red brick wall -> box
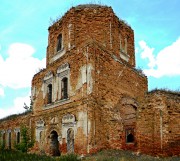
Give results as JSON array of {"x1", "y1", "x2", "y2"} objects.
[
  {"x1": 137, "y1": 91, "x2": 180, "y2": 156},
  {"x1": 0, "y1": 4, "x2": 179, "y2": 158}
]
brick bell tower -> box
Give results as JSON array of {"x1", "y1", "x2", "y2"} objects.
[{"x1": 31, "y1": 4, "x2": 147, "y2": 155}]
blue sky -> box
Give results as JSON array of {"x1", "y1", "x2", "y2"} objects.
[{"x1": 0, "y1": 0, "x2": 180, "y2": 118}]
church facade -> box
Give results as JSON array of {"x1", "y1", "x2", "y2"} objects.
[{"x1": 0, "y1": 4, "x2": 179, "y2": 157}]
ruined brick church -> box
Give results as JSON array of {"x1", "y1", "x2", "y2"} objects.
[{"x1": 0, "y1": 4, "x2": 179, "y2": 157}]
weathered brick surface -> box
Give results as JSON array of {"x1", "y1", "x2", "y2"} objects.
[
  {"x1": 0, "y1": 4, "x2": 179, "y2": 157},
  {"x1": 0, "y1": 114, "x2": 32, "y2": 149},
  {"x1": 137, "y1": 91, "x2": 180, "y2": 156}
]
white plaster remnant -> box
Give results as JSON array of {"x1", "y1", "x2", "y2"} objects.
[
  {"x1": 76, "y1": 64, "x2": 93, "y2": 94},
  {"x1": 57, "y1": 63, "x2": 70, "y2": 99},
  {"x1": 119, "y1": 34, "x2": 130, "y2": 62},
  {"x1": 77, "y1": 111, "x2": 91, "y2": 136},
  {"x1": 42, "y1": 83, "x2": 46, "y2": 99},
  {"x1": 81, "y1": 66, "x2": 87, "y2": 84},
  {"x1": 125, "y1": 37, "x2": 127, "y2": 54},
  {"x1": 87, "y1": 65, "x2": 93, "y2": 94},
  {"x1": 44, "y1": 71, "x2": 53, "y2": 81},
  {"x1": 1, "y1": 130, "x2": 5, "y2": 134},
  {"x1": 119, "y1": 34, "x2": 122, "y2": 50},
  {"x1": 62, "y1": 114, "x2": 75, "y2": 124},
  {"x1": 50, "y1": 116, "x2": 59, "y2": 124},
  {"x1": 36, "y1": 130, "x2": 44, "y2": 142},
  {"x1": 61, "y1": 114, "x2": 77, "y2": 143},
  {"x1": 50, "y1": 49, "x2": 66, "y2": 64},
  {"x1": 120, "y1": 52, "x2": 130, "y2": 62},
  {"x1": 57, "y1": 63, "x2": 69, "y2": 74},
  {"x1": 31, "y1": 86, "x2": 36, "y2": 98},
  {"x1": 36, "y1": 119, "x2": 45, "y2": 142},
  {"x1": 53, "y1": 77, "x2": 58, "y2": 102},
  {"x1": 68, "y1": 23, "x2": 72, "y2": 50},
  {"x1": 14, "y1": 128, "x2": 20, "y2": 133}
]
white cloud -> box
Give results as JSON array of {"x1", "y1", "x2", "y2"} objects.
[
  {"x1": 139, "y1": 41, "x2": 156, "y2": 68},
  {"x1": 0, "y1": 43, "x2": 46, "y2": 89},
  {"x1": 0, "y1": 94, "x2": 30, "y2": 119},
  {"x1": 139, "y1": 38, "x2": 180, "y2": 78}
]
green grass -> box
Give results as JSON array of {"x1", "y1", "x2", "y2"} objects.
[
  {"x1": 0, "y1": 150, "x2": 55, "y2": 161},
  {"x1": 83, "y1": 150, "x2": 180, "y2": 161},
  {"x1": 0, "y1": 150, "x2": 80, "y2": 161},
  {"x1": 1, "y1": 150, "x2": 179, "y2": 161}
]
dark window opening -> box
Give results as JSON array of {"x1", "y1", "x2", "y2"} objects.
[
  {"x1": 126, "y1": 129, "x2": 134, "y2": 143},
  {"x1": 8, "y1": 132, "x2": 11, "y2": 149},
  {"x1": 47, "y1": 84, "x2": 52, "y2": 104},
  {"x1": 2, "y1": 133, "x2": 5, "y2": 147},
  {"x1": 127, "y1": 133, "x2": 134, "y2": 143},
  {"x1": 57, "y1": 34, "x2": 62, "y2": 51},
  {"x1": 17, "y1": 132, "x2": 20, "y2": 144},
  {"x1": 61, "y1": 77, "x2": 68, "y2": 99}
]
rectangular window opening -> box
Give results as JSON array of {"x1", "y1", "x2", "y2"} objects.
[{"x1": 57, "y1": 34, "x2": 62, "y2": 52}]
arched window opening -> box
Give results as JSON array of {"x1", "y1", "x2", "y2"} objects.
[
  {"x1": 17, "y1": 132, "x2": 20, "y2": 144},
  {"x1": 127, "y1": 133, "x2": 134, "y2": 143},
  {"x1": 126, "y1": 129, "x2": 134, "y2": 143},
  {"x1": 47, "y1": 84, "x2": 52, "y2": 104},
  {"x1": 8, "y1": 132, "x2": 11, "y2": 149},
  {"x1": 61, "y1": 77, "x2": 68, "y2": 99},
  {"x1": 2, "y1": 133, "x2": 6, "y2": 147},
  {"x1": 57, "y1": 34, "x2": 62, "y2": 51},
  {"x1": 40, "y1": 131, "x2": 43, "y2": 143},
  {"x1": 67, "y1": 128, "x2": 74, "y2": 153}
]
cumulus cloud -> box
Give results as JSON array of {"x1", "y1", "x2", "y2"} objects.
[
  {"x1": 138, "y1": 38, "x2": 180, "y2": 78},
  {"x1": 0, "y1": 43, "x2": 46, "y2": 89},
  {"x1": 0, "y1": 94, "x2": 30, "y2": 119},
  {"x1": 139, "y1": 41, "x2": 156, "y2": 69}
]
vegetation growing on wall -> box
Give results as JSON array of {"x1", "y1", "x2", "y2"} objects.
[
  {"x1": 0, "y1": 133, "x2": 5, "y2": 150},
  {"x1": 14, "y1": 125, "x2": 34, "y2": 153},
  {"x1": 149, "y1": 88, "x2": 180, "y2": 95}
]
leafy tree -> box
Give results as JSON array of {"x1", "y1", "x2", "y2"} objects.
[{"x1": 15, "y1": 125, "x2": 34, "y2": 153}]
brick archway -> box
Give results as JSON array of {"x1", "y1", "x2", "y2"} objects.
[
  {"x1": 49, "y1": 130, "x2": 60, "y2": 156},
  {"x1": 120, "y1": 97, "x2": 137, "y2": 150}
]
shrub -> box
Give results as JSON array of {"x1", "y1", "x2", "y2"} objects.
[{"x1": 14, "y1": 125, "x2": 34, "y2": 153}]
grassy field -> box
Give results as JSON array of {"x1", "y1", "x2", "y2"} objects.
[
  {"x1": 0, "y1": 150, "x2": 179, "y2": 161},
  {"x1": 83, "y1": 150, "x2": 180, "y2": 161},
  {"x1": 0, "y1": 150, "x2": 79, "y2": 161}
]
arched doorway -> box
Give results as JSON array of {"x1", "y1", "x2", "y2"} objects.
[
  {"x1": 67, "y1": 128, "x2": 74, "y2": 153},
  {"x1": 119, "y1": 97, "x2": 137, "y2": 149},
  {"x1": 50, "y1": 131, "x2": 60, "y2": 156}
]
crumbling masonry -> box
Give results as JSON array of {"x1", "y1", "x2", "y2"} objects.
[{"x1": 0, "y1": 4, "x2": 179, "y2": 157}]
